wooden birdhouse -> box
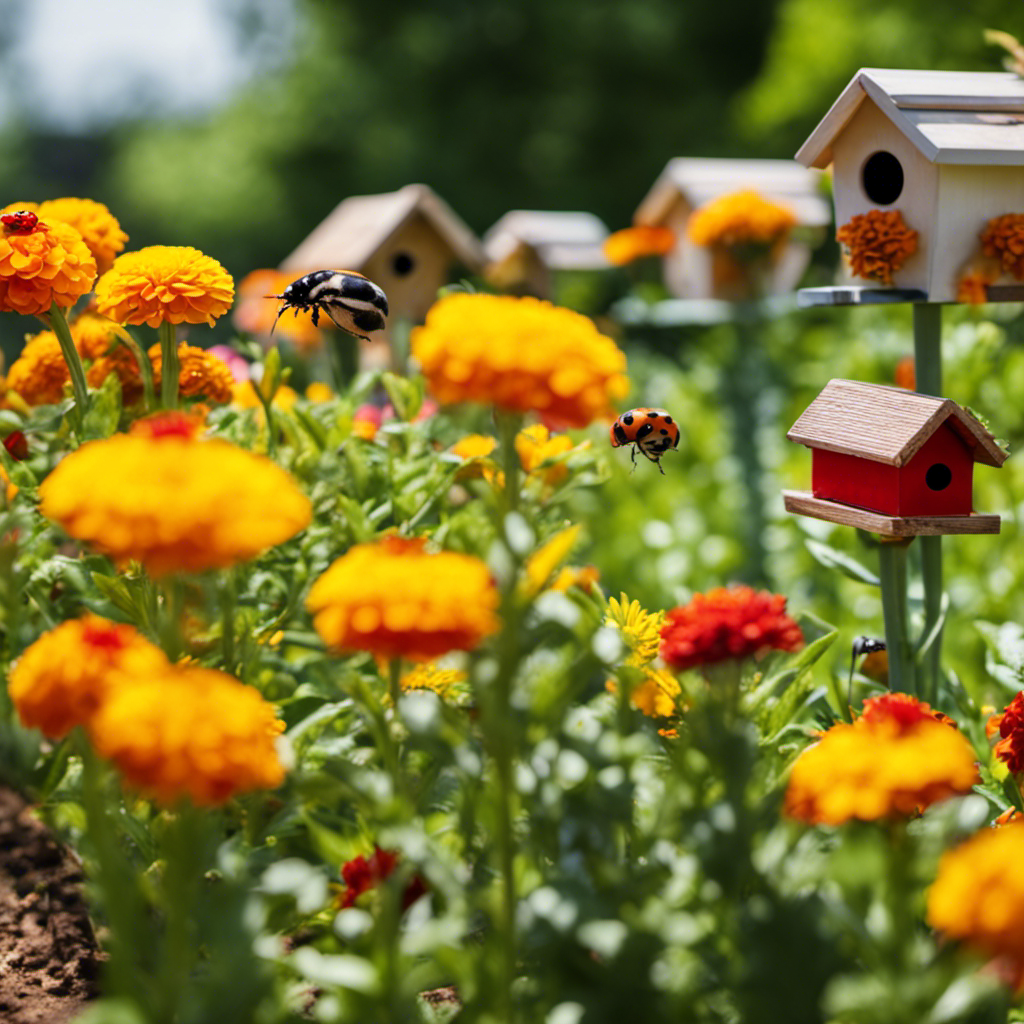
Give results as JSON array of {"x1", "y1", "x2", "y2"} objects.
[
  {"x1": 632, "y1": 158, "x2": 830, "y2": 299},
  {"x1": 280, "y1": 184, "x2": 486, "y2": 349},
  {"x1": 483, "y1": 211, "x2": 609, "y2": 298},
  {"x1": 783, "y1": 379, "x2": 1008, "y2": 536},
  {"x1": 797, "y1": 68, "x2": 1024, "y2": 301}
]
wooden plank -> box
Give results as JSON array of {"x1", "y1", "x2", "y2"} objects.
[
  {"x1": 795, "y1": 74, "x2": 868, "y2": 169},
  {"x1": 782, "y1": 490, "x2": 1001, "y2": 535},
  {"x1": 797, "y1": 286, "x2": 928, "y2": 307},
  {"x1": 859, "y1": 76, "x2": 940, "y2": 161},
  {"x1": 864, "y1": 69, "x2": 1024, "y2": 109}
]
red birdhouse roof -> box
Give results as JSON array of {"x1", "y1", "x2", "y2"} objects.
[{"x1": 787, "y1": 379, "x2": 1007, "y2": 468}]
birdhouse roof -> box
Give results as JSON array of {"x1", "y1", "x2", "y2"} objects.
[
  {"x1": 797, "y1": 68, "x2": 1024, "y2": 169},
  {"x1": 484, "y1": 211, "x2": 610, "y2": 269},
  {"x1": 280, "y1": 183, "x2": 485, "y2": 273},
  {"x1": 633, "y1": 157, "x2": 831, "y2": 228},
  {"x1": 787, "y1": 379, "x2": 1007, "y2": 468}
]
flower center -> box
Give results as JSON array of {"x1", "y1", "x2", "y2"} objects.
[
  {"x1": 129, "y1": 412, "x2": 202, "y2": 441},
  {"x1": 81, "y1": 622, "x2": 129, "y2": 653}
]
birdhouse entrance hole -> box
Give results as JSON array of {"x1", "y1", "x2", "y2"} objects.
[
  {"x1": 391, "y1": 252, "x2": 416, "y2": 276},
  {"x1": 861, "y1": 151, "x2": 904, "y2": 205},
  {"x1": 925, "y1": 462, "x2": 952, "y2": 491}
]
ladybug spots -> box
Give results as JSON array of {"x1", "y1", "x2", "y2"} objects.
[{"x1": 622, "y1": 413, "x2": 634, "y2": 425}]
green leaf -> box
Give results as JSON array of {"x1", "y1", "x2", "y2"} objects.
[
  {"x1": 80, "y1": 372, "x2": 122, "y2": 440},
  {"x1": 804, "y1": 538, "x2": 880, "y2": 586}
]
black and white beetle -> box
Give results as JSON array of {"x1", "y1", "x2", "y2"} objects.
[{"x1": 270, "y1": 270, "x2": 389, "y2": 340}]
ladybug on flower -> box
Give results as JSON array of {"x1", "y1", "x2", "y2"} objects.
[{"x1": 610, "y1": 407, "x2": 680, "y2": 473}]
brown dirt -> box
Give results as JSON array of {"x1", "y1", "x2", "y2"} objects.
[{"x1": 0, "y1": 784, "x2": 99, "y2": 1023}]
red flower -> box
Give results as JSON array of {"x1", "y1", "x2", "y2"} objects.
[
  {"x1": 995, "y1": 692, "x2": 1024, "y2": 775},
  {"x1": 860, "y1": 692, "x2": 951, "y2": 731},
  {"x1": 339, "y1": 846, "x2": 426, "y2": 910},
  {"x1": 3, "y1": 431, "x2": 27, "y2": 461},
  {"x1": 660, "y1": 585, "x2": 803, "y2": 671}
]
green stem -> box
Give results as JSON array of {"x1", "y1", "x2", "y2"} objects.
[
  {"x1": 159, "y1": 577, "x2": 185, "y2": 662},
  {"x1": 159, "y1": 321, "x2": 179, "y2": 409},
  {"x1": 121, "y1": 329, "x2": 156, "y2": 412},
  {"x1": 221, "y1": 569, "x2": 236, "y2": 673},
  {"x1": 495, "y1": 410, "x2": 524, "y2": 517},
  {"x1": 913, "y1": 303, "x2": 944, "y2": 702},
  {"x1": 878, "y1": 540, "x2": 916, "y2": 694},
  {"x1": 46, "y1": 304, "x2": 89, "y2": 429},
  {"x1": 388, "y1": 657, "x2": 403, "y2": 712},
  {"x1": 329, "y1": 332, "x2": 359, "y2": 393}
]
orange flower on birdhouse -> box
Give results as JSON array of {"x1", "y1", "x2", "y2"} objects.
[
  {"x1": 981, "y1": 214, "x2": 1024, "y2": 280},
  {"x1": 836, "y1": 209, "x2": 918, "y2": 286},
  {"x1": 602, "y1": 226, "x2": 676, "y2": 266}
]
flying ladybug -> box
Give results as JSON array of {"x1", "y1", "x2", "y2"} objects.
[
  {"x1": 270, "y1": 270, "x2": 389, "y2": 341},
  {"x1": 610, "y1": 407, "x2": 680, "y2": 473}
]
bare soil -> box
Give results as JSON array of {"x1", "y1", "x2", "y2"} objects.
[{"x1": 0, "y1": 784, "x2": 99, "y2": 1023}]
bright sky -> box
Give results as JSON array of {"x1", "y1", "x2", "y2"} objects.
[{"x1": 6, "y1": 0, "x2": 291, "y2": 129}]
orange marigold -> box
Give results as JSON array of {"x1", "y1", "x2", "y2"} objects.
[
  {"x1": 928, "y1": 822, "x2": 1024, "y2": 989},
  {"x1": 36, "y1": 198, "x2": 128, "y2": 275},
  {"x1": 307, "y1": 535, "x2": 500, "y2": 662},
  {"x1": 0, "y1": 216, "x2": 97, "y2": 316},
  {"x1": 687, "y1": 191, "x2": 797, "y2": 250},
  {"x1": 992, "y1": 692, "x2": 1024, "y2": 775},
  {"x1": 836, "y1": 209, "x2": 918, "y2": 286},
  {"x1": 894, "y1": 355, "x2": 916, "y2": 391},
  {"x1": 148, "y1": 341, "x2": 234, "y2": 404},
  {"x1": 8, "y1": 615, "x2": 169, "y2": 739},
  {"x1": 39, "y1": 412, "x2": 312, "y2": 575},
  {"x1": 956, "y1": 256, "x2": 1001, "y2": 304},
  {"x1": 234, "y1": 269, "x2": 323, "y2": 351},
  {"x1": 94, "y1": 245, "x2": 234, "y2": 327},
  {"x1": 607, "y1": 666, "x2": 682, "y2": 719},
  {"x1": 981, "y1": 214, "x2": 1024, "y2": 280},
  {"x1": 7, "y1": 332, "x2": 73, "y2": 406},
  {"x1": 784, "y1": 693, "x2": 978, "y2": 825},
  {"x1": 603, "y1": 226, "x2": 676, "y2": 266},
  {"x1": 660, "y1": 586, "x2": 803, "y2": 671},
  {"x1": 71, "y1": 310, "x2": 131, "y2": 361},
  {"x1": 88, "y1": 665, "x2": 285, "y2": 806},
  {"x1": 410, "y1": 294, "x2": 629, "y2": 428}
]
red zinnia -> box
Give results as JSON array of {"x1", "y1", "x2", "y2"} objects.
[
  {"x1": 660, "y1": 585, "x2": 803, "y2": 671},
  {"x1": 339, "y1": 846, "x2": 427, "y2": 911},
  {"x1": 994, "y1": 692, "x2": 1024, "y2": 775}
]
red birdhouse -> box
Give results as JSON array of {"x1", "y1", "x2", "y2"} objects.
[{"x1": 783, "y1": 379, "x2": 1008, "y2": 536}]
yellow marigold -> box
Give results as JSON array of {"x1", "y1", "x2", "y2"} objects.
[
  {"x1": 410, "y1": 294, "x2": 629, "y2": 428},
  {"x1": 94, "y1": 245, "x2": 234, "y2": 328},
  {"x1": 516, "y1": 423, "x2": 573, "y2": 486},
  {"x1": 603, "y1": 226, "x2": 676, "y2": 266},
  {"x1": 0, "y1": 214, "x2": 97, "y2": 316},
  {"x1": 7, "y1": 332, "x2": 73, "y2": 406},
  {"x1": 550, "y1": 565, "x2": 600, "y2": 593},
  {"x1": 451, "y1": 434, "x2": 499, "y2": 482},
  {"x1": 784, "y1": 693, "x2": 978, "y2": 825},
  {"x1": 928, "y1": 823, "x2": 1024, "y2": 988},
  {"x1": 88, "y1": 665, "x2": 285, "y2": 806},
  {"x1": 351, "y1": 418, "x2": 378, "y2": 441},
  {"x1": 306, "y1": 382, "x2": 334, "y2": 403},
  {"x1": 605, "y1": 593, "x2": 665, "y2": 667},
  {"x1": 687, "y1": 191, "x2": 797, "y2": 251},
  {"x1": 981, "y1": 214, "x2": 1024, "y2": 280},
  {"x1": 36, "y1": 198, "x2": 128, "y2": 275},
  {"x1": 400, "y1": 662, "x2": 468, "y2": 702},
  {"x1": 39, "y1": 412, "x2": 312, "y2": 575},
  {"x1": 607, "y1": 666, "x2": 682, "y2": 719},
  {"x1": 452, "y1": 434, "x2": 498, "y2": 460},
  {"x1": 71, "y1": 310, "x2": 132, "y2": 361},
  {"x1": 307, "y1": 535, "x2": 500, "y2": 662},
  {"x1": 8, "y1": 615, "x2": 169, "y2": 739},
  {"x1": 836, "y1": 209, "x2": 918, "y2": 286},
  {"x1": 234, "y1": 269, "x2": 323, "y2": 351},
  {"x1": 521, "y1": 524, "x2": 582, "y2": 599},
  {"x1": 148, "y1": 341, "x2": 234, "y2": 404}
]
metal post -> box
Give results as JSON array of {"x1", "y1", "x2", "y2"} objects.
[{"x1": 878, "y1": 539, "x2": 915, "y2": 694}]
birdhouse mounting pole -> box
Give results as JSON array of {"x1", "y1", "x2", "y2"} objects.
[
  {"x1": 913, "y1": 303, "x2": 944, "y2": 702},
  {"x1": 878, "y1": 538, "x2": 916, "y2": 693}
]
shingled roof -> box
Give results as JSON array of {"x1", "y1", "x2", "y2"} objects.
[
  {"x1": 797, "y1": 68, "x2": 1024, "y2": 168},
  {"x1": 787, "y1": 379, "x2": 1007, "y2": 467}
]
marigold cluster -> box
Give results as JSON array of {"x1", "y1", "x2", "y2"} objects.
[
  {"x1": 94, "y1": 245, "x2": 234, "y2": 327},
  {"x1": 39, "y1": 412, "x2": 312, "y2": 575},
  {"x1": 338, "y1": 846, "x2": 427, "y2": 910},
  {"x1": 0, "y1": 216, "x2": 97, "y2": 316},
  {"x1": 981, "y1": 214, "x2": 1024, "y2": 280},
  {"x1": 400, "y1": 662, "x2": 468, "y2": 702},
  {"x1": 990, "y1": 692, "x2": 1024, "y2": 775},
  {"x1": 88, "y1": 665, "x2": 285, "y2": 806},
  {"x1": 784, "y1": 694, "x2": 978, "y2": 825},
  {"x1": 603, "y1": 226, "x2": 676, "y2": 266},
  {"x1": 836, "y1": 209, "x2": 918, "y2": 286},
  {"x1": 928, "y1": 822, "x2": 1024, "y2": 988},
  {"x1": 660, "y1": 586, "x2": 803, "y2": 672},
  {"x1": 307, "y1": 535, "x2": 499, "y2": 662},
  {"x1": 36, "y1": 198, "x2": 128, "y2": 275},
  {"x1": 410, "y1": 293, "x2": 629, "y2": 428},
  {"x1": 234, "y1": 269, "x2": 323, "y2": 351},
  {"x1": 7, "y1": 615, "x2": 168, "y2": 739},
  {"x1": 687, "y1": 191, "x2": 797, "y2": 251}
]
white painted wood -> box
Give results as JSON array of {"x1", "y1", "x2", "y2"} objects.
[
  {"x1": 796, "y1": 75, "x2": 868, "y2": 168},
  {"x1": 831, "y1": 102, "x2": 936, "y2": 293},
  {"x1": 783, "y1": 490, "x2": 1001, "y2": 535},
  {"x1": 859, "y1": 76, "x2": 940, "y2": 160},
  {"x1": 929, "y1": 163, "x2": 1024, "y2": 301},
  {"x1": 863, "y1": 68, "x2": 1024, "y2": 109}
]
